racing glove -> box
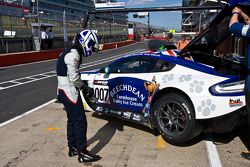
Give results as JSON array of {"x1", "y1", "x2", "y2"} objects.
[{"x1": 79, "y1": 84, "x2": 97, "y2": 102}]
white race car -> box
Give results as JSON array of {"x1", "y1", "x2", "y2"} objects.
[{"x1": 80, "y1": 4, "x2": 248, "y2": 144}]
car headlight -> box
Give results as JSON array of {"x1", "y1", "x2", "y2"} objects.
[{"x1": 209, "y1": 80, "x2": 245, "y2": 96}]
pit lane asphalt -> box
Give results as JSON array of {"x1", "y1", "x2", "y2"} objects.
[
  {"x1": 0, "y1": 101, "x2": 249, "y2": 167},
  {"x1": 0, "y1": 40, "x2": 249, "y2": 167}
]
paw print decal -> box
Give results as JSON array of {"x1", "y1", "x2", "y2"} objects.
[
  {"x1": 197, "y1": 99, "x2": 216, "y2": 116},
  {"x1": 189, "y1": 80, "x2": 204, "y2": 93},
  {"x1": 179, "y1": 74, "x2": 192, "y2": 82},
  {"x1": 162, "y1": 74, "x2": 174, "y2": 83}
]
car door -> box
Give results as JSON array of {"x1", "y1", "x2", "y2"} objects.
[{"x1": 93, "y1": 55, "x2": 157, "y2": 120}]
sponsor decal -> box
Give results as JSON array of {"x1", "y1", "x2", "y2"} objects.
[
  {"x1": 132, "y1": 114, "x2": 141, "y2": 121},
  {"x1": 109, "y1": 84, "x2": 145, "y2": 102},
  {"x1": 107, "y1": 77, "x2": 149, "y2": 112},
  {"x1": 112, "y1": 95, "x2": 144, "y2": 107},
  {"x1": 109, "y1": 109, "x2": 122, "y2": 115},
  {"x1": 122, "y1": 111, "x2": 132, "y2": 119},
  {"x1": 96, "y1": 106, "x2": 103, "y2": 112},
  {"x1": 94, "y1": 80, "x2": 108, "y2": 86},
  {"x1": 229, "y1": 99, "x2": 243, "y2": 107}
]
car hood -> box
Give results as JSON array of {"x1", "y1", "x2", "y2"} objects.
[
  {"x1": 181, "y1": 8, "x2": 229, "y2": 55},
  {"x1": 181, "y1": 0, "x2": 250, "y2": 56}
]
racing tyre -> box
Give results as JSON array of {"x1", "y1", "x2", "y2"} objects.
[{"x1": 153, "y1": 93, "x2": 201, "y2": 145}]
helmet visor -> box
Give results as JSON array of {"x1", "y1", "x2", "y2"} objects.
[{"x1": 88, "y1": 39, "x2": 99, "y2": 53}]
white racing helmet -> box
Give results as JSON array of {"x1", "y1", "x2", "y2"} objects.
[{"x1": 74, "y1": 29, "x2": 99, "y2": 57}]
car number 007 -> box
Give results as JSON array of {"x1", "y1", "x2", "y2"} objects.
[{"x1": 94, "y1": 87, "x2": 109, "y2": 102}]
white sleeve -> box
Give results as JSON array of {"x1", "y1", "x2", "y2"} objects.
[
  {"x1": 64, "y1": 52, "x2": 84, "y2": 88},
  {"x1": 41, "y1": 32, "x2": 44, "y2": 39}
]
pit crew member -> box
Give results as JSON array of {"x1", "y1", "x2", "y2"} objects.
[
  {"x1": 56, "y1": 30, "x2": 101, "y2": 163},
  {"x1": 229, "y1": 5, "x2": 250, "y2": 161}
]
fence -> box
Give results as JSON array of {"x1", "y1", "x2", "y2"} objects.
[{"x1": 0, "y1": 14, "x2": 129, "y2": 54}]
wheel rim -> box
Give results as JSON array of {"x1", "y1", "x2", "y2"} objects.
[{"x1": 158, "y1": 101, "x2": 188, "y2": 136}]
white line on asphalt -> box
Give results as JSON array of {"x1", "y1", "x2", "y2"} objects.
[
  {"x1": 205, "y1": 139, "x2": 222, "y2": 167},
  {"x1": 1, "y1": 75, "x2": 53, "y2": 90},
  {"x1": 0, "y1": 99, "x2": 56, "y2": 128},
  {"x1": 10, "y1": 81, "x2": 21, "y2": 84}
]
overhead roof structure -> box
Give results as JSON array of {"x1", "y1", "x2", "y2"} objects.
[{"x1": 88, "y1": 6, "x2": 222, "y2": 14}]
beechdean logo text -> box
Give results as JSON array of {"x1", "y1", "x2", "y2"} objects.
[{"x1": 229, "y1": 99, "x2": 243, "y2": 107}]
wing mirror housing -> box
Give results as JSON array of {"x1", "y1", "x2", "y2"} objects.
[{"x1": 104, "y1": 67, "x2": 110, "y2": 76}]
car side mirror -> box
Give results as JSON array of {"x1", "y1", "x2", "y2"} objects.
[{"x1": 104, "y1": 67, "x2": 110, "y2": 75}]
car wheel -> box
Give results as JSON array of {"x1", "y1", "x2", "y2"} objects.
[{"x1": 153, "y1": 93, "x2": 201, "y2": 145}]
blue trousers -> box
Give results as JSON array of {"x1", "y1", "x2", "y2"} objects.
[{"x1": 59, "y1": 90, "x2": 87, "y2": 152}]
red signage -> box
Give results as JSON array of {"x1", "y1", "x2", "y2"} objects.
[{"x1": 23, "y1": 9, "x2": 29, "y2": 13}]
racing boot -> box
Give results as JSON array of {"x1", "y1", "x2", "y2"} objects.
[
  {"x1": 68, "y1": 147, "x2": 78, "y2": 157},
  {"x1": 241, "y1": 150, "x2": 250, "y2": 160},
  {"x1": 78, "y1": 150, "x2": 102, "y2": 163}
]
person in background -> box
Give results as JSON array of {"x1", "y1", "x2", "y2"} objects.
[
  {"x1": 229, "y1": 5, "x2": 250, "y2": 161},
  {"x1": 47, "y1": 28, "x2": 54, "y2": 50},
  {"x1": 56, "y1": 29, "x2": 101, "y2": 163},
  {"x1": 177, "y1": 35, "x2": 188, "y2": 50},
  {"x1": 40, "y1": 27, "x2": 48, "y2": 50}
]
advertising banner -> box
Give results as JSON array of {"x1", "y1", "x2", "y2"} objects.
[{"x1": 95, "y1": 2, "x2": 125, "y2": 9}]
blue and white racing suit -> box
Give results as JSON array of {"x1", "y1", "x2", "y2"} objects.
[
  {"x1": 57, "y1": 48, "x2": 84, "y2": 102},
  {"x1": 56, "y1": 48, "x2": 87, "y2": 152}
]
